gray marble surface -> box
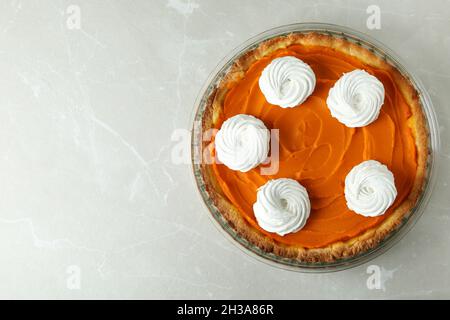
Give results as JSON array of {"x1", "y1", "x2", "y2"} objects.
[{"x1": 0, "y1": 0, "x2": 449, "y2": 299}]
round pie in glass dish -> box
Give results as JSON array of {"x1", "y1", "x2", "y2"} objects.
[{"x1": 192, "y1": 24, "x2": 438, "y2": 271}]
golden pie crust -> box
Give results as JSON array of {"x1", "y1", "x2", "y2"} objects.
[{"x1": 198, "y1": 32, "x2": 429, "y2": 263}]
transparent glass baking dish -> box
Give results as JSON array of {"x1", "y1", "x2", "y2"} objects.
[{"x1": 190, "y1": 23, "x2": 440, "y2": 272}]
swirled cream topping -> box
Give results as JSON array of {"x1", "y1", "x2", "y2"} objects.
[
  {"x1": 345, "y1": 160, "x2": 397, "y2": 217},
  {"x1": 258, "y1": 56, "x2": 316, "y2": 108},
  {"x1": 253, "y1": 178, "x2": 311, "y2": 236},
  {"x1": 215, "y1": 114, "x2": 270, "y2": 172},
  {"x1": 326, "y1": 69, "x2": 385, "y2": 127}
]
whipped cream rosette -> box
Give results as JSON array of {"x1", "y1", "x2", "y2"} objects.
[
  {"x1": 253, "y1": 178, "x2": 311, "y2": 236},
  {"x1": 258, "y1": 56, "x2": 316, "y2": 108},
  {"x1": 326, "y1": 69, "x2": 385, "y2": 127},
  {"x1": 345, "y1": 160, "x2": 397, "y2": 217},
  {"x1": 215, "y1": 114, "x2": 270, "y2": 172}
]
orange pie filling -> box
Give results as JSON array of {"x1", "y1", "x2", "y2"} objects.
[{"x1": 211, "y1": 44, "x2": 418, "y2": 249}]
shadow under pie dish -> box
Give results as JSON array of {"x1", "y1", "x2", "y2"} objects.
[{"x1": 192, "y1": 24, "x2": 438, "y2": 271}]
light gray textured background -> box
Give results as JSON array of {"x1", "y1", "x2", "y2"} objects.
[{"x1": 0, "y1": 0, "x2": 449, "y2": 299}]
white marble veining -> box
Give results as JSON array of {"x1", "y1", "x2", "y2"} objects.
[{"x1": 0, "y1": 0, "x2": 449, "y2": 299}]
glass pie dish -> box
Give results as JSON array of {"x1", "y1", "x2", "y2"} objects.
[{"x1": 190, "y1": 23, "x2": 440, "y2": 272}]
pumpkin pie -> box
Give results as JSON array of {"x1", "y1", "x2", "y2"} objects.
[{"x1": 197, "y1": 32, "x2": 428, "y2": 263}]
